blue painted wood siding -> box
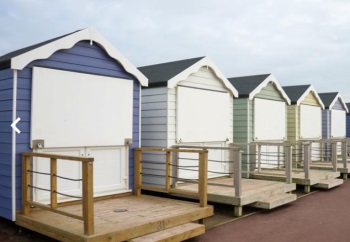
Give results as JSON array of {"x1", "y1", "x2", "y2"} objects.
[
  {"x1": 0, "y1": 68, "x2": 14, "y2": 220},
  {"x1": 347, "y1": 114, "x2": 350, "y2": 137},
  {"x1": 322, "y1": 110, "x2": 330, "y2": 139},
  {"x1": 13, "y1": 41, "x2": 139, "y2": 213}
]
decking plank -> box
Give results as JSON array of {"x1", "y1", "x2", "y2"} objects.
[{"x1": 16, "y1": 195, "x2": 213, "y2": 242}]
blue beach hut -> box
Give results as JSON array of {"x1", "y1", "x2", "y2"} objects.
[{"x1": 0, "y1": 27, "x2": 147, "y2": 220}]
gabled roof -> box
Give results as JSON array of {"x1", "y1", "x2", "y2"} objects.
[
  {"x1": 0, "y1": 27, "x2": 148, "y2": 86},
  {"x1": 282, "y1": 84, "x2": 325, "y2": 109},
  {"x1": 319, "y1": 92, "x2": 349, "y2": 112},
  {"x1": 138, "y1": 56, "x2": 238, "y2": 96},
  {"x1": 228, "y1": 74, "x2": 290, "y2": 104}
]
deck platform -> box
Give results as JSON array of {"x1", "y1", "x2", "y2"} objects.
[
  {"x1": 250, "y1": 169, "x2": 343, "y2": 193},
  {"x1": 178, "y1": 177, "x2": 296, "y2": 216},
  {"x1": 309, "y1": 161, "x2": 350, "y2": 179},
  {"x1": 16, "y1": 195, "x2": 213, "y2": 242}
]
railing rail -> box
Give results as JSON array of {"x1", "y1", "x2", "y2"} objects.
[
  {"x1": 134, "y1": 147, "x2": 208, "y2": 207},
  {"x1": 21, "y1": 152, "x2": 94, "y2": 235}
]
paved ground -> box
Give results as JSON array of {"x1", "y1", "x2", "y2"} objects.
[
  {"x1": 189, "y1": 180, "x2": 350, "y2": 242},
  {"x1": 1, "y1": 181, "x2": 349, "y2": 241}
]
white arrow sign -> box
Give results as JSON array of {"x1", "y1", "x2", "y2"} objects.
[{"x1": 11, "y1": 117, "x2": 21, "y2": 134}]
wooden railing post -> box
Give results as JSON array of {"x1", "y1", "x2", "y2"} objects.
[
  {"x1": 232, "y1": 146, "x2": 242, "y2": 197},
  {"x1": 171, "y1": 151, "x2": 179, "y2": 188},
  {"x1": 50, "y1": 158, "x2": 57, "y2": 209},
  {"x1": 303, "y1": 142, "x2": 310, "y2": 179},
  {"x1": 165, "y1": 151, "x2": 171, "y2": 191},
  {"x1": 284, "y1": 144, "x2": 292, "y2": 184},
  {"x1": 22, "y1": 155, "x2": 31, "y2": 215},
  {"x1": 342, "y1": 139, "x2": 347, "y2": 169},
  {"x1": 134, "y1": 148, "x2": 142, "y2": 196},
  {"x1": 331, "y1": 142, "x2": 337, "y2": 172},
  {"x1": 82, "y1": 160, "x2": 94, "y2": 235},
  {"x1": 257, "y1": 144, "x2": 262, "y2": 172},
  {"x1": 277, "y1": 145, "x2": 281, "y2": 169},
  {"x1": 198, "y1": 150, "x2": 208, "y2": 207}
]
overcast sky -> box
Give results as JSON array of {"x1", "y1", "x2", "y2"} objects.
[{"x1": 1, "y1": 0, "x2": 350, "y2": 100}]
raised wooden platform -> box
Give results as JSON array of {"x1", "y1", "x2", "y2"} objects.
[
  {"x1": 16, "y1": 195, "x2": 213, "y2": 242},
  {"x1": 309, "y1": 161, "x2": 350, "y2": 179},
  {"x1": 177, "y1": 177, "x2": 296, "y2": 216},
  {"x1": 250, "y1": 169, "x2": 343, "y2": 193}
]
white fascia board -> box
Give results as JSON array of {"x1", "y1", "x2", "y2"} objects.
[
  {"x1": 248, "y1": 74, "x2": 291, "y2": 105},
  {"x1": 296, "y1": 85, "x2": 325, "y2": 109},
  {"x1": 167, "y1": 56, "x2": 238, "y2": 97},
  {"x1": 11, "y1": 27, "x2": 148, "y2": 87},
  {"x1": 329, "y1": 93, "x2": 349, "y2": 112}
]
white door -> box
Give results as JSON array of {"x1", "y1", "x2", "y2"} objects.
[
  {"x1": 33, "y1": 147, "x2": 85, "y2": 203},
  {"x1": 31, "y1": 67, "x2": 133, "y2": 203},
  {"x1": 87, "y1": 146, "x2": 128, "y2": 196},
  {"x1": 33, "y1": 146, "x2": 129, "y2": 204},
  {"x1": 254, "y1": 98, "x2": 286, "y2": 141},
  {"x1": 177, "y1": 142, "x2": 229, "y2": 180},
  {"x1": 259, "y1": 145, "x2": 281, "y2": 169},
  {"x1": 176, "y1": 86, "x2": 230, "y2": 180}
]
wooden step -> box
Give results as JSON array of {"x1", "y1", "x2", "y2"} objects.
[
  {"x1": 313, "y1": 178, "x2": 343, "y2": 189},
  {"x1": 250, "y1": 193, "x2": 297, "y2": 209},
  {"x1": 130, "y1": 223, "x2": 205, "y2": 242}
]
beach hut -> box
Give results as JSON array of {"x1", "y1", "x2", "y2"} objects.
[
  {"x1": 279, "y1": 85, "x2": 343, "y2": 191},
  {"x1": 318, "y1": 92, "x2": 348, "y2": 140},
  {"x1": 282, "y1": 85, "x2": 324, "y2": 151},
  {"x1": 0, "y1": 27, "x2": 148, "y2": 221},
  {"x1": 228, "y1": 74, "x2": 291, "y2": 172},
  {"x1": 138, "y1": 56, "x2": 238, "y2": 184}
]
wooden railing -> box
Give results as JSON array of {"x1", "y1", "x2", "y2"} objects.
[
  {"x1": 21, "y1": 152, "x2": 94, "y2": 235},
  {"x1": 134, "y1": 148, "x2": 208, "y2": 207}
]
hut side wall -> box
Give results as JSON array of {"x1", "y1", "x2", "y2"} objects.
[
  {"x1": 322, "y1": 110, "x2": 330, "y2": 139},
  {"x1": 287, "y1": 105, "x2": 299, "y2": 143},
  {"x1": 0, "y1": 68, "x2": 14, "y2": 220},
  {"x1": 141, "y1": 87, "x2": 168, "y2": 186}
]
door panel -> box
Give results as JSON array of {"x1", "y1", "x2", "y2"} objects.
[
  {"x1": 86, "y1": 146, "x2": 128, "y2": 196},
  {"x1": 33, "y1": 147, "x2": 85, "y2": 204},
  {"x1": 33, "y1": 146, "x2": 129, "y2": 203}
]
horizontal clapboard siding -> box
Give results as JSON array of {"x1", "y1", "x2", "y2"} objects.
[
  {"x1": 14, "y1": 40, "x2": 139, "y2": 211},
  {"x1": 322, "y1": 110, "x2": 330, "y2": 139},
  {"x1": 141, "y1": 87, "x2": 168, "y2": 186},
  {"x1": 0, "y1": 68, "x2": 13, "y2": 220}
]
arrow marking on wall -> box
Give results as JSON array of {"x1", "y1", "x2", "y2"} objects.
[{"x1": 11, "y1": 117, "x2": 21, "y2": 134}]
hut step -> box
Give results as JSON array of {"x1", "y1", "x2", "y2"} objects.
[
  {"x1": 129, "y1": 223, "x2": 205, "y2": 242},
  {"x1": 313, "y1": 178, "x2": 343, "y2": 189},
  {"x1": 250, "y1": 193, "x2": 297, "y2": 209}
]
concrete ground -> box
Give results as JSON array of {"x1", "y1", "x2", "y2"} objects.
[
  {"x1": 189, "y1": 181, "x2": 350, "y2": 242},
  {"x1": 0, "y1": 181, "x2": 349, "y2": 241}
]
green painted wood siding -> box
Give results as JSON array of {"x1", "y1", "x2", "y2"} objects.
[{"x1": 255, "y1": 82, "x2": 285, "y2": 101}]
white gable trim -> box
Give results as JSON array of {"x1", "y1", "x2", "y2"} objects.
[
  {"x1": 329, "y1": 93, "x2": 349, "y2": 112},
  {"x1": 296, "y1": 85, "x2": 325, "y2": 109},
  {"x1": 249, "y1": 74, "x2": 291, "y2": 105},
  {"x1": 167, "y1": 57, "x2": 238, "y2": 97},
  {"x1": 11, "y1": 27, "x2": 148, "y2": 86}
]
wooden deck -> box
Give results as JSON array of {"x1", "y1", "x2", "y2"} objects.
[
  {"x1": 16, "y1": 195, "x2": 213, "y2": 242},
  {"x1": 250, "y1": 169, "x2": 343, "y2": 193},
  {"x1": 309, "y1": 160, "x2": 350, "y2": 179},
  {"x1": 178, "y1": 177, "x2": 296, "y2": 216}
]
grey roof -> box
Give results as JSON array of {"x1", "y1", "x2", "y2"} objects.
[
  {"x1": 346, "y1": 103, "x2": 350, "y2": 112},
  {"x1": 282, "y1": 85, "x2": 311, "y2": 104},
  {"x1": 227, "y1": 74, "x2": 270, "y2": 97},
  {"x1": 138, "y1": 57, "x2": 205, "y2": 87},
  {"x1": 318, "y1": 92, "x2": 339, "y2": 109},
  {"x1": 0, "y1": 29, "x2": 81, "y2": 69}
]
